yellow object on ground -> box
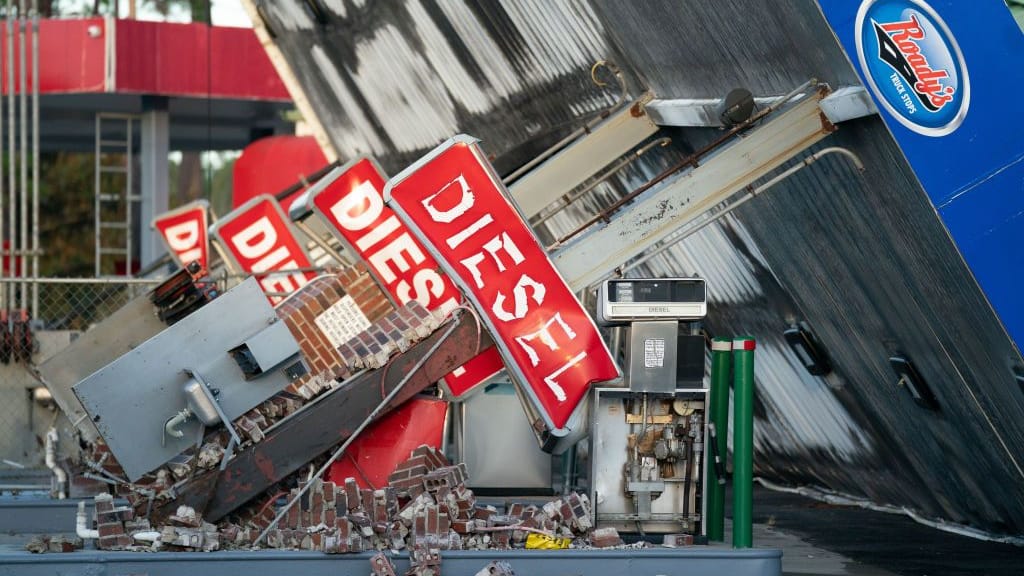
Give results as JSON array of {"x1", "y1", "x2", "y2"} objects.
[{"x1": 525, "y1": 533, "x2": 571, "y2": 549}]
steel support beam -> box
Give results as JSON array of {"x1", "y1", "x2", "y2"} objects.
[
  {"x1": 508, "y1": 100, "x2": 659, "y2": 219},
  {"x1": 552, "y1": 90, "x2": 836, "y2": 291},
  {"x1": 645, "y1": 96, "x2": 780, "y2": 127},
  {"x1": 140, "y1": 104, "x2": 170, "y2": 268},
  {"x1": 0, "y1": 548, "x2": 782, "y2": 576},
  {"x1": 645, "y1": 86, "x2": 875, "y2": 128},
  {"x1": 147, "y1": 312, "x2": 491, "y2": 524}
]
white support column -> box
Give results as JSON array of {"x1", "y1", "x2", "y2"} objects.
[{"x1": 140, "y1": 106, "x2": 169, "y2": 269}]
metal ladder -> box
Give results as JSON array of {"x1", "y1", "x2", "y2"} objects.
[{"x1": 94, "y1": 113, "x2": 140, "y2": 277}]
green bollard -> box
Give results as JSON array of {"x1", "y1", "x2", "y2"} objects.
[
  {"x1": 706, "y1": 337, "x2": 732, "y2": 542},
  {"x1": 732, "y1": 336, "x2": 755, "y2": 548}
]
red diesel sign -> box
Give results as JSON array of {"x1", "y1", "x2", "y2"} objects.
[
  {"x1": 152, "y1": 200, "x2": 209, "y2": 270},
  {"x1": 212, "y1": 195, "x2": 317, "y2": 304},
  {"x1": 309, "y1": 157, "x2": 503, "y2": 397},
  {"x1": 384, "y1": 136, "x2": 619, "y2": 432}
]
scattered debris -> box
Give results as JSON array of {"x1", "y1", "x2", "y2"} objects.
[
  {"x1": 160, "y1": 522, "x2": 220, "y2": 552},
  {"x1": 662, "y1": 533, "x2": 694, "y2": 547},
  {"x1": 589, "y1": 526, "x2": 625, "y2": 548},
  {"x1": 408, "y1": 542, "x2": 442, "y2": 576},
  {"x1": 370, "y1": 552, "x2": 398, "y2": 576},
  {"x1": 169, "y1": 505, "x2": 201, "y2": 528},
  {"x1": 24, "y1": 535, "x2": 82, "y2": 554},
  {"x1": 51, "y1": 265, "x2": 683, "y2": 573},
  {"x1": 204, "y1": 444, "x2": 593, "y2": 558}
]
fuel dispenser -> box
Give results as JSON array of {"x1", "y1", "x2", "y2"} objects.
[{"x1": 591, "y1": 277, "x2": 709, "y2": 536}]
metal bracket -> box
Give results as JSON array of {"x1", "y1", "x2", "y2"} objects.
[
  {"x1": 646, "y1": 85, "x2": 876, "y2": 127},
  {"x1": 184, "y1": 368, "x2": 242, "y2": 448}
]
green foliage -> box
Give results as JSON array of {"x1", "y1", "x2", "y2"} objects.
[
  {"x1": 34, "y1": 149, "x2": 236, "y2": 278},
  {"x1": 38, "y1": 152, "x2": 95, "y2": 277}
]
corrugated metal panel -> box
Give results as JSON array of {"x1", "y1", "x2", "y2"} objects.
[
  {"x1": 253, "y1": 0, "x2": 628, "y2": 173},
  {"x1": 260, "y1": 0, "x2": 1024, "y2": 535},
  {"x1": 545, "y1": 122, "x2": 1024, "y2": 531}
]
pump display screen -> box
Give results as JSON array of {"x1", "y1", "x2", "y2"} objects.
[
  {"x1": 608, "y1": 279, "x2": 706, "y2": 304},
  {"x1": 598, "y1": 278, "x2": 707, "y2": 324}
]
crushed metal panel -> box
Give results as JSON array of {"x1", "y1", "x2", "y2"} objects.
[
  {"x1": 553, "y1": 92, "x2": 835, "y2": 291},
  {"x1": 232, "y1": 319, "x2": 300, "y2": 376},
  {"x1": 37, "y1": 293, "x2": 166, "y2": 442},
  {"x1": 73, "y1": 278, "x2": 301, "y2": 481},
  {"x1": 148, "y1": 312, "x2": 490, "y2": 523}
]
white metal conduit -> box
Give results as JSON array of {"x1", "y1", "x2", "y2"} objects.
[
  {"x1": 549, "y1": 85, "x2": 838, "y2": 292},
  {"x1": 0, "y1": 1, "x2": 41, "y2": 314},
  {"x1": 76, "y1": 502, "x2": 99, "y2": 540},
  {"x1": 44, "y1": 427, "x2": 67, "y2": 499}
]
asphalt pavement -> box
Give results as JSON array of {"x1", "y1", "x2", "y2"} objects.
[{"x1": 745, "y1": 485, "x2": 1024, "y2": 576}]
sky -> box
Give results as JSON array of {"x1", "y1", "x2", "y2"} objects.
[
  {"x1": 58, "y1": 0, "x2": 253, "y2": 27},
  {"x1": 210, "y1": 0, "x2": 252, "y2": 28}
]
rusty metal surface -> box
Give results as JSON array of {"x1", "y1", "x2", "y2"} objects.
[
  {"x1": 148, "y1": 312, "x2": 492, "y2": 524},
  {"x1": 37, "y1": 294, "x2": 164, "y2": 443}
]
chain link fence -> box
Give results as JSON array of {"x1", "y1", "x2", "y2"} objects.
[{"x1": 0, "y1": 278, "x2": 160, "y2": 479}]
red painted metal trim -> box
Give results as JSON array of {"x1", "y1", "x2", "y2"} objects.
[
  {"x1": 326, "y1": 397, "x2": 448, "y2": 489},
  {"x1": 115, "y1": 20, "x2": 289, "y2": 100},
  {"x1": 2, "y1": 18, "x2": 289, "y2": 100},
  {"x1": 2, "y1": 18, "x2": 106, "y2": 94},
  {"x1": 732, "y1": 338, "x2": 757, "y2": 351}
]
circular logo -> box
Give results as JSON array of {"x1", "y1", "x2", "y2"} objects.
[{"x1": 855, "y1": 0, "x2": 969, "y2": 136}]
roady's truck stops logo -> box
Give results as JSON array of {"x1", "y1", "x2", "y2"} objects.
[{"x1": 855, "y1": 0, "x2": 969, "y2": 136}]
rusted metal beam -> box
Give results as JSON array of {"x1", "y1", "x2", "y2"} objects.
[
  {"x1": 552, "y1": 87, "x2": 836, "y2": 291},
  {"x1": 147, "y1": 312, "x2": 492, "y2": 524}
]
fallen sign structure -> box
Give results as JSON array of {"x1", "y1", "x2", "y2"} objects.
[{"x1": 146, "y1": 308, "x2": 491, "y2": 524}]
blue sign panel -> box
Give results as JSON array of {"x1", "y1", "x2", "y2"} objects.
[{"x1": 819, "y1": 0, "x2": 1024, "y2": 351}]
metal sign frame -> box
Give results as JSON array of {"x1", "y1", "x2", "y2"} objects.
[
  {"x1": 152, "y1": 199, "x2": 210, "y2": 269},
  {"x1": 211, "y1": 194, "x2": 318, "y2": 303},
  {"x1": 384, "y1": 135, "x2": 620, "y2": 435}
]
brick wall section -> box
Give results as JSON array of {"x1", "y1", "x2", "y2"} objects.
[
  {"x1": 275, "y1": 275, "x2": 346, "y2": 381},
  {"x1": 95, "y1": 493, "x2": 133, "y2": 550},
  {"x1": 274, "y1": 263, "x2": 395, "y2": 395},
  {"x1": 335, "y1": 262, "x2": 395, "y2": 323}
]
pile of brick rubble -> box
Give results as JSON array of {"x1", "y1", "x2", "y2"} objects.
[
  {"x1": 81, "y1": 278, "x2": 450, "y2": 510},
  {"x1": 30, "y1": 445, "x2": 633, "y2": 575}
]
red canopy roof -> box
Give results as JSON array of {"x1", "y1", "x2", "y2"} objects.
[{"x1": 2, "y1": 18, "x2": 289, "y2": 101}]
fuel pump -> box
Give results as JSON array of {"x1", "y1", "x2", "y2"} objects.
[{"x1": 591, "y1": 277, "x2": 709, "y2": 536}]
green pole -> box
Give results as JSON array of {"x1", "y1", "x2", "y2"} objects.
[
  {"x1": 706, "y1": 337, "x2": 732, "y2": 542},
  {"x1": 732, "y1": 336, "x2": 755, "y2": 548}
]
